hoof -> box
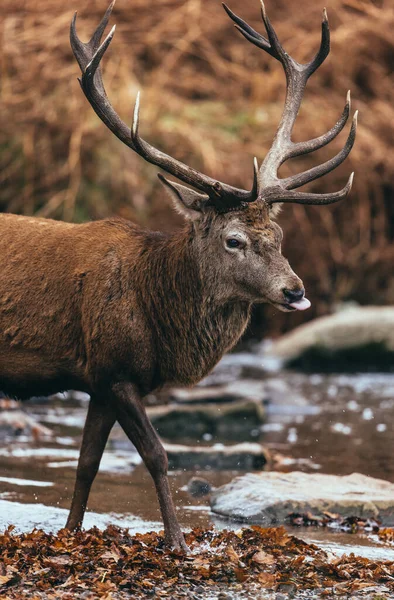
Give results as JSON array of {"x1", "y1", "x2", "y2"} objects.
[{"x1": 166, "y1": 533, "x2": 189, "y2": 553}]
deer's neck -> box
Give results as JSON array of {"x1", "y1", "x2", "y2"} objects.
[{"x1": 139, "y1": 227, "x2": 251, "y2": 386}]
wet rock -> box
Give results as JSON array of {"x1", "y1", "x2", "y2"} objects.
[
  {"x1": 36, "y1": 407, "x2": 87, "y2": 429},
  {"x1": 189, "y1": 348, "x2": 269, "y2": 388},
  {"x1": 268, "y1": 306, "x2": 394, "y2": 371},
  {"x1": 206, "y1": 351, "x2": 268, "y2": 383},
  {"x1": 51, "y1": 390, "x2": 90, "y2": 405},
  {"x1": 169, "y1": 386, "x2": 241, "y2": 404},
  {"x1": 169, "y1": 380, "x2": 267, "y2": 404},
  {"x1": 148, "y1": 399, "x2": 265, "y2": 441},
  {"x1": 0, "y1": 398, "x2": 19, "y2": 409},
  {"x1": 187, "y1": 477, "x2": 213, "y2": 497},
  {"x1": 164, "y1": 442, "x2": 270, "y2": 471},
  {"x1": 262, "y1": 378, "x2": 308, "y2": 409},
  {"x1": 169, "y1": 378, "x2": 309, "y2": 415},
  {"x1": 271, "y1": 452, "x2": 321, "y2": 471},
  {"x1": 210, "y1": 472, "x2": 394, "y2": 524},
  {"x1": 0, "y1": 403, "x2": 52, "y2": 441}
]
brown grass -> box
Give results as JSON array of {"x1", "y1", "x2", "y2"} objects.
[{"x1": 1, "y1": 0, "x2": 394, "y2": 335}]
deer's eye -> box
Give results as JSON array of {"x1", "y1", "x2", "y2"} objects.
[{"x1": 226, "y1": 238, "x2": 243, "y2": 249}]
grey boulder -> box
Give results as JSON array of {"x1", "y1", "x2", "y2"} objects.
[
  {"x1": 267, "y1": 306, "x2": 394, "y2": 369},
  {"x1": 210, "y1": 471, "x2": 394, "y2": 524}
]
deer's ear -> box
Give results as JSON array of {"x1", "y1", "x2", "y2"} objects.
[
  {"x1": 269, "y1": 203, "x2": 283, "y2": 219},
  {"x1": 158, "y1": 174, "x2": 209, "y2": 220}
]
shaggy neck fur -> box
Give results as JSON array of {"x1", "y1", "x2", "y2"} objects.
[{"x1": 135, "y1": 225, "x2": 251, "y2": 386}]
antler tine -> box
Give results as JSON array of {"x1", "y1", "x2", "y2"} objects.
[
  {"x1": 72, "y1": 21, "x2": 131, "y2": 147},
  {"x1": 70, "y1": 1, "x2": 115, "y2": 77},
  {"x1": 287, "y1": 91, "x2": 351, "y2": 160},
  {"x1": 225, "y1": 2, "x2": 356, "y2": 206},
  {"x1": 259, "y1": 0, "x2": 289, "y2": 65},
  {"x1": 71, "y1": 5, "x2": 258, "y2": 209},
  {"x1": 266, "y1": 172, "x2": 354, "y2": 205},
  {"x1": 252, "y1": 157, "x2": 259, "y2": 198},
  {"x1": 306, "y1": 8, "x2": 330, "y2": 76},
  {"x1": 284, "y1": 111, "x2": 357, "y2": 190},
  {"x1": 222, "y1": 3, "x2": 274, "y2": 56}
]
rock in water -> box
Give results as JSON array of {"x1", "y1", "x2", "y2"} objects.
[
  {"x1": 187, "y1": 477, "x2": 213, "y2": 498},
  {"x1": 148, "y1": 399, "x2": 265, "y2": 440},
  {"x1": 0, "y1": 399, "x2": 52, "y2": 441},
  {"x1": 210, "y1": 472, "x2": 394, "y2": 524},
  {"x1": 267, "y1": 306, "x2": 394, "y2": 371},
  {"x1": 164, "y1": 442, "x2": 270, "y2": 471}
]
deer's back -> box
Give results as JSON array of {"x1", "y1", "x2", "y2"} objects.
[{"x1": 0, "y1": 214, "x2": 151, "y2": 398}]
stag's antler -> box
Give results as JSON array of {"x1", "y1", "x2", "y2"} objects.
[
  {"x1": 70, "y1": 0, "x2": 356, "y2": 211},
  {"x1": 224, "y1": 1, "x2": 356, "y2": 206},
  {"x1": 70, "y1": 2, "x2": 257, "y2": 211}
]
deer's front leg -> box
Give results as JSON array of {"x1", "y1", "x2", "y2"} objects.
[{"x1": 112, "y1": 381, "x2": 188, "y2": 552}]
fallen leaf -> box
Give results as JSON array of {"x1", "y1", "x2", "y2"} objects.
[
  {"x1": 225, "y1": 545, "x2": 239, "y2": 563},
  {"x1": 252, "y1": 550, "x2": 276, "y2": 566}
]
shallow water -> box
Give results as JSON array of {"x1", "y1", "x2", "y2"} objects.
[{"x1": 1, "y1": 364, "x2": 394, "y2": 563}]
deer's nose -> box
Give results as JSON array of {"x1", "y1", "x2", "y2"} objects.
[{"x1": 282, "y1": 287, "x2": 305, "y2": 304}]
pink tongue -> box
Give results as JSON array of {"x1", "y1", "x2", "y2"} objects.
[{"x1": 289, "y1": 297, "x2": 311, "y2": 311}]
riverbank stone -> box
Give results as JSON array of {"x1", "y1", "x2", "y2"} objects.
[
  {"x1": 186, "y1": 476, "x2": 213, "y2": 497},
  {"x1": 210, "y1": 472, "x2": 394, "y2": 524},
  {"x1": 268, "y1": 305, "x2": 394, "y2": 371},
  {"x1": 0, "y1": 399, "x2": 52, "y2": 441},
  {"x1": 148, "y1": 398, "x2": 265, "y2": 440},
  {"x1": 165, "y1": 442, "x2": 270, "y2": 471}
]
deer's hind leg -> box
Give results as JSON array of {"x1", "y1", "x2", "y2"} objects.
[{"x1": 66, "y1": 395, "x2": 116, "y2": 530}]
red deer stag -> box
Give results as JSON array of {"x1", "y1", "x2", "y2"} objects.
[{"x1": 0, "y1": 1, "x2": 356, "y2": 551}]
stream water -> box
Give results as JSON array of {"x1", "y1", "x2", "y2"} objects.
[{"x1": 1, "y1": 354, "x2": 394, "y2": 565}]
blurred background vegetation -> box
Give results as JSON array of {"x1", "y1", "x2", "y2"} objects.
[{"x1": 1, "y1": 0, "x2": 393, "y2": 338}]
